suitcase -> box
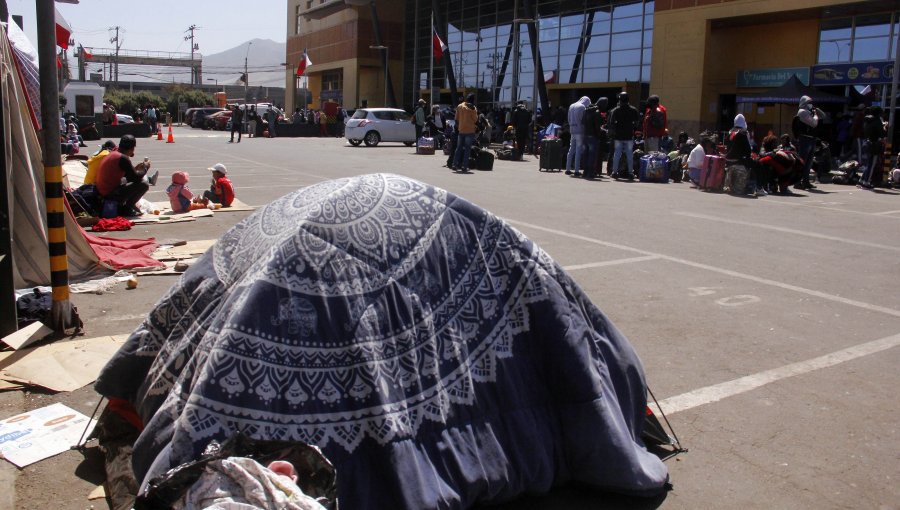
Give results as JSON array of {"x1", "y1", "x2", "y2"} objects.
[
  {"x1": 475, "y1": 150, "x2": 495, "y2": 171},
  {"x1": 700, "y1": 154, "x2": 726, "y2": 191},
  {"x1": 417, "y1": 137, "x2": 435, "y2": 155},
  {"x1": 539, "y1": 138, "x2": 563, "y2": 172},
  {"x1": 639, "y1": 152, "x2": 669, "y2": 183},
  {"x1": 725, "y1": 163, "x2": 750, "y2": 195}
]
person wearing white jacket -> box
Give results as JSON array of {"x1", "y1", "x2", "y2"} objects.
[{"x1": 565, "y1": 96, "x2": 592, "y2": 177}]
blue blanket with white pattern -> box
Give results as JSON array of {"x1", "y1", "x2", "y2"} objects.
[{"x1": 95, "y1": 173, "x2": 668, "y2": 509}]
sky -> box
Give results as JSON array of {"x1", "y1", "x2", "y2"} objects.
[{"x1": 9, "y1": 0, "x2": 287, "y2": 56}]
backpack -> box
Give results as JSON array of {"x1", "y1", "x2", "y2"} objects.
[{"x1": 648, "y1": 109, "x2": 664, "y2": 129}]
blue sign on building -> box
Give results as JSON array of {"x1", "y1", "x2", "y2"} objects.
[
  {"x1": 811, "y1": 61, "x2": 894, "y2": 86},
  {"x1": 737, "y1": 67, "x2": 810, "y2": 88}
]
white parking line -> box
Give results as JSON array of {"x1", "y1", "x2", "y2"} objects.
[
  {"x1": 508, "y1": 219, "x2": 900, "y2": 319},
  {"x1": 874, "y1": 209, "x2": 900, "y2": 216},
  {"x1": 563, "y1": 255, "x2": 660, "y2": 272},
  {"x1": 674, "y1": 211, "x2": 900, "y2": 252},
  {"x1": 654, "y1": 332, "x2": 900, "y2": 414}
]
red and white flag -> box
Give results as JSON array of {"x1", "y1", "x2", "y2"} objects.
[
  {"x1": 55, "y1": 8, "x2": 72, "y2": 49},
  {"x1": 297, "y1": 50, "x2": 312, "y2": 76},
  {"x1": 82, "y1": 46, "x2": 93, "y2": 60},
  {"x1": 432, "y1": 24, "x2": 446, "y2": 62}
]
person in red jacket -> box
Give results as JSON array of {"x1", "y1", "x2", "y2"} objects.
[
  {"x1": 642, "y1": 95, "x2": 667, "y2": 152},
  {"x1": 202, "y1": 163, "x2": 235, "y2": 207}
]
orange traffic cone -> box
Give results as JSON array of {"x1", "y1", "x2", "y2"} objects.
[
  {"x1": 166, "y1": 124, "x2": 174, "y2": 143},
  {"x1": 156, "y1": 125, "x2": 163, "y2": 140}
]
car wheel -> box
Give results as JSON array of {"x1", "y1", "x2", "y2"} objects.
[
  {"x1": 403, "y1": 141, "x2": 414, "y2": 147},
  {"x1": 364, "y1": 131, "x2": 381, "y2": 147},
  {"x1": 348, "y1": 139, "x2": 362, "y2": 146}
]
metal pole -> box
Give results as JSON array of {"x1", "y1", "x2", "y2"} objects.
[
  {"x1": 511, "y1": 0, "x2": 519, "y2": 106},
  {"x1": 37, "y1": 0, "x2": 78, "y2": 332},
  {"x1": 384, "y1": 47, "x2": 389, "y2": 106},
  {"x1": 886, "y1": 21, "x2": 900, "y2": 182},
  {"x1": 430, "y1": 10, "x2": 434, "y2": 109}
]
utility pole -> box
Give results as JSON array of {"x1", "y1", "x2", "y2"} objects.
[
  {"x1": 244, "y1": 41, "x2": 252, "y2": 101},
  {"x1": 37, "y1": 0, "x2": 80, "y2": 333},
  {"x1": 185, "y1": 25, "x2": 199, "y2": 85},
  {"x1": 109, "y1": 25, "x2": 122, "y2": 83}
]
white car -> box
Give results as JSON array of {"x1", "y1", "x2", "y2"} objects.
[
  {"x1": 345, "y1": 108, "x2": 416, "y2": 147},
  {"x1": 116, "y1": 113, "x2": 134, "y2": 124}
]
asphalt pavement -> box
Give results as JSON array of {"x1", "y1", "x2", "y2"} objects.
[{"x1": 3, "y1": 125, "x2": 899, "y2": 509}]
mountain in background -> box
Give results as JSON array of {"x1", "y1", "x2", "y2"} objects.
[{"x1": 203, "y1": 38, "x2": 286, "y2": 88}]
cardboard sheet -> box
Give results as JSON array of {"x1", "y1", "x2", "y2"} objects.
[
  {"x1": 153, "y1": 239, "x2": 216, "y2": 261},
  {"x1": 0, "y1": 403, "x2": 96, "y2": 468},
  {"x1": 215, "y1": 198, "x2": 255, "y2": 212},
  {"x1": 0, "y1": 322, "x2": 53, "y2": 350},
  {"x1": 0, "y1": 335, "x2": 128, "y2": 392}
]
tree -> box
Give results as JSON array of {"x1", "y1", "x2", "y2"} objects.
[{"x1": 164, "y1": 84, "x2": 215, "y2": 118}]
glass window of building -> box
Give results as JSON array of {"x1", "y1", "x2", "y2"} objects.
[{"x1": 818, "y1": 13, "x2": 898, "y2": 64}]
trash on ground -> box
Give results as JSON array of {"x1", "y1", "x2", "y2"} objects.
[{"x1": 0, "y1": 402, "x2": 97, "y2": 468}]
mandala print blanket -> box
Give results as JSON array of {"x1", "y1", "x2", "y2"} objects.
[{"x1": 95, "y1": 173, "x2": 668, "y2": 509}]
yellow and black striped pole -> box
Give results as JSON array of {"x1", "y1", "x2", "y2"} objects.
[{"x1": 37, "y1": 0, "x2": 78, "y2": 331}]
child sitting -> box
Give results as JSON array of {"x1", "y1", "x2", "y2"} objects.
[
  {"x1": 166, "y1": 171, "x2": 195, "y2": 213},
  {"x1": 203, "y1": 163, "x2": 235, "y2": 207}
]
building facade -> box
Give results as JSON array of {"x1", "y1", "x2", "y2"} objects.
[{"x1": 288, "y1": 0, "x2": 899, "y2": 139}]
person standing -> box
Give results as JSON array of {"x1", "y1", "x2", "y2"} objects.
[
  {"x1": 792, "y1": 95, "x2": 825, "y2": 190},
  {"x1": 247, "y1": 106, "x2": 258, "y2": 138},
  {"x1": 608, "y1": 92, "x2": 640, "y2": 180},
  {"x1": 229, "y1": 105, "x2": 244, "y2": 143},
  {"x1": 642, "y1": 95, "x2": 667, "y2": 152},
  {"x1": 414, "y1": 99, "x2": 426, "y2": 146},
  {"x1": 583, "y1": 97, "x2": 608, "y2": 179},
  {"x1": 510, "y1": 100, "x2": 532, "y2": 159},
  {"x1": 266, "y1": 106, "x2": 278, "y2": 138},
  {"x1": 146, "y1": 104, "x2": 158, "y2": 135},
  {"x1": 565, "y1": 96, "x2": 591, "y2": 177},
  {"x1": 452, "y1": 94, "x2": 478, "y2": 172},
  {"x1": 858, "y1": 106, "x2": 886, "y2": 189}
]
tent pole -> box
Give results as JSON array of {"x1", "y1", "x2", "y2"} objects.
[
  {"x1": 36, "y1": 0, "x2": 79, "y2": 333},
  {"x1": 886, "y1": 23, "x2": 900, "y2": 182}
]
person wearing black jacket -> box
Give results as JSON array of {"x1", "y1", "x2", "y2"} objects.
[
  {"x1": 583, "y1": 97, "x2": 608, "y2": 179},
  {"x1": 608, "y1": 92, "x2": 640, "y2": 179},
  {"x1": 510, "y1": 101, "x2": 532, "y2": 159},
  {"x1": 858, "y1": 106, "x2": 886, "y2": 189}
]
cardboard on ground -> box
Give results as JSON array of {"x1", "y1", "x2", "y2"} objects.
[
  {"x1": 0, "y1": 335, "x2": 127, "y2": 392},
  {"x1": 0, "y1": 322, "x2": 52, "y2": 350},
  {"x1": 0, "y1": 403, "x2": 96, "y2": 468}
]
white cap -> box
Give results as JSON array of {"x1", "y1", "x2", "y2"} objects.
[{"x1": 208, "y1": 163, "x2": 227, "y2": 175}]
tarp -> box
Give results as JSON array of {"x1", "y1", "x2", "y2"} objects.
[
  {"x1": 2, "y1": 22, "x2": 101, "y2": 288},
  {"x1": 736, "y1": 74, "x2": 848, "y2": 105},
  {"x1": 3, "y1": 23, "x2": 164, "y2": 287},
  {"x1": 96, "y1": 173, "x2": 669, "y2": 509}
]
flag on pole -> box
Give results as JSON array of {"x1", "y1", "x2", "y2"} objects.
[
  {"x1": 82, "y1": 46, "x2": 93, "y2": 60},
  {"x1": 432, "y1": 24, "x2": 446, "y2": 62},
  {"x1": 55, "y1": 8, "x2": 72, "y2": 49},
  {"x1": 297, "y1": 50, "x2": 312, "y2": 76}
]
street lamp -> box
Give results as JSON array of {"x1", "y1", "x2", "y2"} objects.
[
  {"x1": 369, "y1": 45, "x2": 389, "y2": 106},
  {"x1": 244, "y1": 42, "x2": 252, "y2": 99}
]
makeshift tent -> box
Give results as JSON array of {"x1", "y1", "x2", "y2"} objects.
[
  {"x1": 96, "y1": 173, "x2": 671, "y2": 509},
  {"x1": 2, "y1": 22, "x2": 100, "y2": 287},
  {"x1": 736, "y1": 74, "x2": 848, "y2": 104},
  {"x1": 2, "y1": 23, "x2": 163, "y2": 288}
]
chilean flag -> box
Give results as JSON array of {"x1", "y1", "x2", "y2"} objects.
[
  {"x1": 82, "y1": 46, "x2": 93, "y2": 60},
  {"x1": 55, "y1": 8, "x2": 72, "y2": 50},
  {"x1": 297, "y1": 50, "x2": 312, "y2": 76},
  {"x1": 432, "y1": 24, "x2": 446, "y2": 62}
]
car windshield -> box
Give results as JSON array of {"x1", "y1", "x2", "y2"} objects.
[{"x1": 351, "y1": 110, "x2": 368, "y2": 119}]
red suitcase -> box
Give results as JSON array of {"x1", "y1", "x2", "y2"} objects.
[{"x1": 700, "y1": 154, "x2": 726, "y2": 191}]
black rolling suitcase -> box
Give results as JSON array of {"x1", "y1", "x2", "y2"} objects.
[
  {"x1": 540, "y1": 138, "x2": 563, "y2": 172},
  {"x1": 476, "y1": 150, "x2": 495, "y2": 170}
]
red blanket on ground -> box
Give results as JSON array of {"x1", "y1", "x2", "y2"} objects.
[{"x1": 82, "y1": 227, "x2": 163, "y2": 270}]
